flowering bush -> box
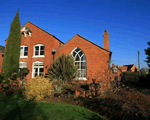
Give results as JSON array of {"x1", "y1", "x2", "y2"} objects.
[{"x1": 22, "y1": 76, "x2": 53, "y2": 101}]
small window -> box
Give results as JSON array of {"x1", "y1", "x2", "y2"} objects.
[
  {"x1": 33, "y1": 44, "x2": 45, "y2": 57},
  {"x1": 19, "y1": 62, "x2": 27, "y2": 69},
  {"x1": 113, "y1": 68, "x2": 117, "y2": 73},
  {"x1": 20, "y1": 46, "x2": 28, "y2": 58}
]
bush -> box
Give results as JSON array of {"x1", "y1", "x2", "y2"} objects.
[
  {"x1": 121, "y1": 72, "x2": 146, "y2": 83},
  {"x1": 22, "y1": 76, "x2": 53, "y2": 101},
  {"x1": 18, "y1": 68, "x2": 29, "y2": 80},
  {"x1": 1, "y1": 78, "x2": 22, "y2": 96},
  {"x1": 0, "y1": 73, "x2": 4, "y2": 83},
  {"x1": 46, "y1": 53, "x2": 78, "y2": 83}
]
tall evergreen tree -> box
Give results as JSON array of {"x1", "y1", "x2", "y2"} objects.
[
  {"x1": 145, "y1": 42, "x2": 150, "y2": 66},
  {"x1": 3, "y1": 11, "x2": 21, "y2": 80}
]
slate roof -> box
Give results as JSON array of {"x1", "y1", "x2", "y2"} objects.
[
  {"x1": 0, "y1": 45, "x2": 5, "y2": 53},
  {"x1": 123, "y1": 64, "x2": 134, "y2": 71}
]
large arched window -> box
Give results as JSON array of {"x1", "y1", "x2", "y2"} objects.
[
  {"x1": 71, "y1": 47, "x2": 87, "y2": 80},
  {"x1": 32, "y1": 61, "x2": 44, "y2": 78}
]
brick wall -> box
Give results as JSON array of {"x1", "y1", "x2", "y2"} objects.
[
  {"x1": 3, "y1": 21, "x2": 111, "y2": 84},
  {"x1": 55, "y1": 34, "x2": 111, "y2": 83},
  {"x1": 19, "y1": 22, "x2": 63, "y2": 81}
]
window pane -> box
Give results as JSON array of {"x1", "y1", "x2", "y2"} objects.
[
  {"x1": 75, "y1": 48, "x2": 80, "y2": 52},
  {"x1": 40, "y1": 51, "x2": 44, "y2": 55},
  {"x1": 81, "y1": 55, "x2": 86, "y2": 61},
  {"x1": 35, "y1": 51, "x2": 39, "y2": 55},
  {"x1": 73, "y1": 51, "x2": 76, "y2": 57},
  {"x1": 39, "y1": 68, "x2": 44, "y2": 72},
  {"x1": 81, "y1": 62, "x2": 86, "y2": 66},
  {"x1": 75, "y1": 55, "x2": 80, "y2": 61},
  {"x1": 20, "y1": 47, "x2": 23, "y2": 56},
  {"x1": 40, "y1": 46, "x2": 45, "y2": 50},
  {"x1": 24, "y1": 47, "x2": 28, "y2": 51},
  {"x1": 39, "y1": 63, "x2": 44, "y2": 66},
  {"x1": 78, "y1": 51, "x2": 83, "y2": 57},
  {"x1": 24, "y1": 52, "x2": 28, "y2": 56},
  {"x1": 34, "y1": 73, "x2": 38, "y2": 77},
  {"x1": 23, "y1": 62, "x2": 27, "y2": 67},
  {"x1": 81, "y1": 66, "x2": 86, "y2": 69},
  {"x1": 34, "y1": 68, "x2": 38, "y2": 72},
  {"x1": 35, "y1": 46, "x2": 39, "y2": 50},
  {"x1": 34, "y1": 63, "x2": 38, "y2": 66}
]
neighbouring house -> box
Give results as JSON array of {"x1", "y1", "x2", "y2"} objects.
[
  {"x1": 0, "y1": 45, "x2": 5, "y2": 72},
  {"x1": 118, "y1": 64, "x2": 139, "y2": 73},
  {"x1": 1, "y1": 21, "x2": 112, "y2": 84},
  {"x1": 141, "y1": 68, "x2": 149, "y2": 74},
  {"x1": 110, "y1": 63, "x2": 122, "y2": 81}
]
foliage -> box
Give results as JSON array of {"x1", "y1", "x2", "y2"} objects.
[
  {"x1": 121, "y1": 72, "x2": 139, "y2": 83},
  {"x1": 22, "y1": 76, "x2": 53, "y2": 101},
  {"x1": 2, "y1": 11, "x2": 21, "y2": 81},
  {"x1": 0, "y1": 93, "x2": 106, "y2": 120},
  {"x1": 18, "y1": 68, "x2": 29, "y2": 80},
  {"x1": 46, "y1": 53, "x2": 78, "y2": 83},
  {"x1": 145, "y1": 42, "x2": 150, "y2": 66},
  {"x1": 1, "y1": 78, "x2": 22, "y2": 96},
  {"x1": 0, "y1": 72, "x2": 4, "y2": 83}
]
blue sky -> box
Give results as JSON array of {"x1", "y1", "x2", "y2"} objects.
[{"x1": 0, "y1": 0, "x2": 150, "y2": 68}]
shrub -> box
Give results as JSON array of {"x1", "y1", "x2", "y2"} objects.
[
  {"x1": 0, "y1": 72, "x2": 4, "y2": 83},
  {"x1": 1, "y1": 78, "x2": 22, "y2": 96},
  {"x1": 18, "y1": 68, "x2": 29, "y2": 80},
  {"x1": 46, "y1": 53, "x2": 78, "y2": 83},
  {"x1": 22, "y1": 76, "x2": 53, "y2": 101}
]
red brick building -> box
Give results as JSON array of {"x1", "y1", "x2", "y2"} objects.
[
  {"x1": 118, "y1": 64, "x2": 139, "y2": 73},
  {"x1": 1, "y1": 21, "x2": 112, "y2": 83}
]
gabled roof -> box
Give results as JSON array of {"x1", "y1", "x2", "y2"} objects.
[
  {"x1": 56, "y1": 34, "x2": 112, "y2": 56},
  {"x1": 21, "y1": 21, "x2": 64, "y2": 44},
  {"x1": 5, "y1": 21, "x2": 64, "y2": 44},
  {"x1": 0, "y1": 45, "x2": 5, "y2": 53},
  {"x1": 123, "y1": 64, "x2": 135, "y2": 71}
]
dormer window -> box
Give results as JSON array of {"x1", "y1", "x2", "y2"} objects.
[{"x1": 21, "y1": 26, "x2": 32, "y2": 37}]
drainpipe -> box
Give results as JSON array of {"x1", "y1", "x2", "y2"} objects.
[{"x1": 52, "y1": 49, "x2": 56, "y2": 62}]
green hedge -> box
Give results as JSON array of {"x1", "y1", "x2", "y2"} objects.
[{"x1": 121, "y1": 72, "x2": 147, "y2": 83}]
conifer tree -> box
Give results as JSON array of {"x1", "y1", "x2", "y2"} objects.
[{"x1": 3, "y1": 11, "x2": 21, "y2": 80}]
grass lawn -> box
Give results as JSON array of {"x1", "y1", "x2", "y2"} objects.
[{"x1": 0, "y1": 93, "x2": 107, "y2": 120}]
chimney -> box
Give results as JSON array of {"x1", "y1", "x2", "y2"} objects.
[
  {"x1": 112, "y1": 63, "x2": 115, "y2": 68},
  {"x1": 103, "y1": 30, "x2": 109, "y2": 50}
]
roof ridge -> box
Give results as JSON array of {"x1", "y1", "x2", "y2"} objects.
[{"x1": 21, "y1": 21, "x2": 64, "y2": 44}]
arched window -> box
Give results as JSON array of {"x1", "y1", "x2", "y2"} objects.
[
  {"x1": 33, "y1": 44, "x2": 45, "y2": 57},
  {"x1": 32, "y1": 61, "x2": 44, "y2": 78},
  {"x1": 71, "y1": 47, "x2": 87, "y2": 80}
]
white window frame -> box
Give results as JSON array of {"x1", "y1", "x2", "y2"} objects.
[
  {"x1": 113, "y1": 68, "x2": 117, "y2": 73},
  {"x1": 70, "y1": 47, "x2": 87, "y2": 80},
  {"x1": 33, "y1": 44, "x2": 45, "y2": 58},
  {"x1": 20, "y1": 45, "x2": 28, "y2": 58},
  {"x1": 19, "y1": 62, "x2": 27, "y2": 69},
  {"x1": 32, "y1": 61, "x2": 44, "y2": 78}
]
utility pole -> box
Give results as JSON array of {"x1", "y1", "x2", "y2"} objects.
[{"x1": 138, "y1": 51, "x2": 140, "y2": 76}]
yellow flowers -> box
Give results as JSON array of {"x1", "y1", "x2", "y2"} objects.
[{"x1": 22, "y1": 76, "x2": 53, "y2": 101}]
